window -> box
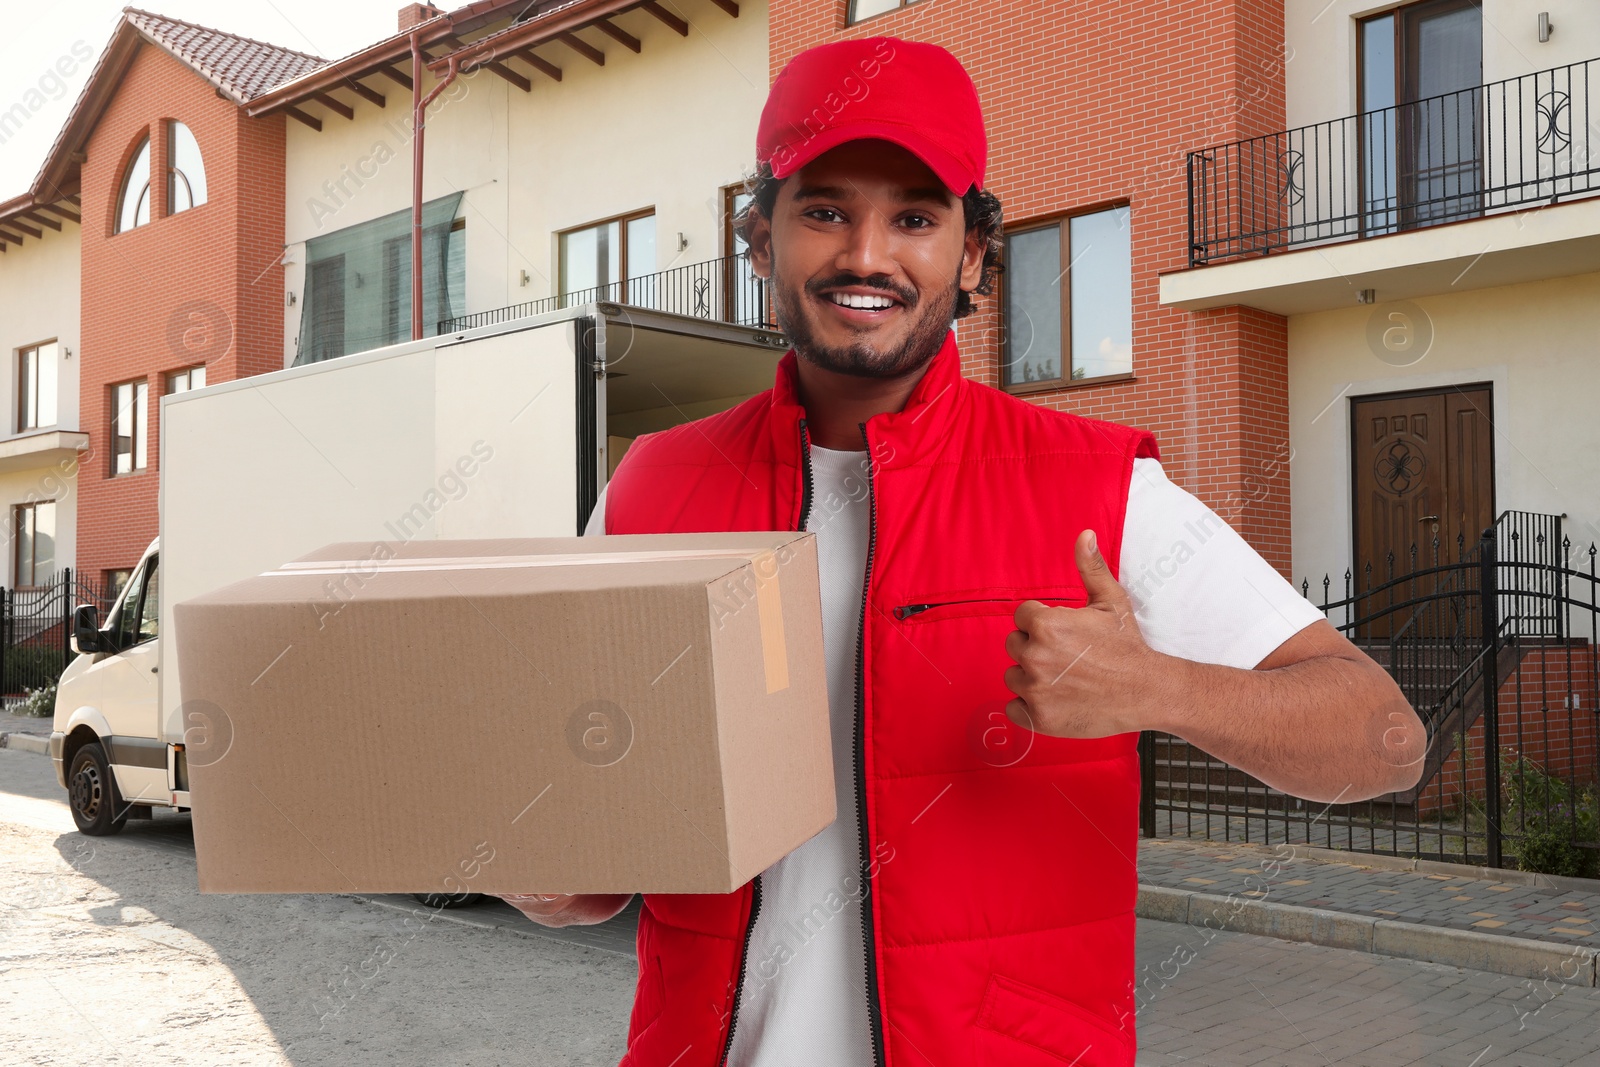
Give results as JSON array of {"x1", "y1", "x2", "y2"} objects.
[
  {"x1": 137, "y1": 557, "x2": 160, "y2": 641},
  {"x1": 1001, "y1": 205, "x2": 1132, "y2": 390},
  {"x1": 295, "y1": 192, "x2": 465, "y2": 365},
  {"x1": 105, "y1": 568, "x2": 133, "y2": 606},
  {"x1": 110, "y1": 560, "x2": 144, "y2": 650},
  {"x1": 111, "y1": 378, "x2": 149, "y2": 474},
  {"x1": 107, "y1": 557, "x2": 158, "y2": 649},
  {"x1": 167, "y1": 120, "x2": 208, "y2": 215},
  {"x1": 1359, "y1": 0, "x2": 1483, "y2": 232},
  {"x1": 850, "y1": 0, "x2": 920, "y2": 21},
  {"x1": 306, "y1": 256, "x2": 347, "y2": 362},
  {"x1": 115, "y1": 135, "x2": 152, "y2": 233},
  {"x1": 722, "y1": 184, "x2": 751, "y2": 259},
  {"x1": 721, "y1": 183, "x2": 768, "y2": 326},
  {"x1": 166, "y1": 365, "x2": 206, "y2": 393},
  {"x1": 559, "y1": 209, "x2": 656, "y2": 308},
  {"x1": 13, "y1": 500, "x2": 55, "y2": 587},
  {"x1": 17, "y1": 340, "x2": 58, "y2": 432},
  {"x1": 382, "y1": 216, "x2": 466, "y2": 347}
]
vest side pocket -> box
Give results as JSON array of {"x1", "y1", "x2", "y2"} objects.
[{"x1": 974, "y1": 972, "x2": 1135, "y2": 1066}]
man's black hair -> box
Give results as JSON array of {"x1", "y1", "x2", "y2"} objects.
[{"x1": 733, "y1": 162, "x2": 1003, "y2": 319}]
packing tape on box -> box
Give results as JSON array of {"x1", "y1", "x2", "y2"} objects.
[
  {"x1": 267, "y1": 547, "x2": 791, "y2": 695},
  {"x1": 749, "y1": 549, "x2": 787, "y2": 694}
]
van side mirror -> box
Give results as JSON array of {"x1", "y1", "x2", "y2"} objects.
[{"x1": 71, "y1": 604, "x2": 102, "y2": 655}]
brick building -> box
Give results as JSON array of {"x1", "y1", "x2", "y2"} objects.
[
  {"x1": 71, "y1": 12, "x2": 310, "y2": 591},
  {"x1": 0, "y1": 10, "x2": 319, "y2": 599}
]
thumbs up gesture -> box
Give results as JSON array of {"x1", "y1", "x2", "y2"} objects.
[{"x1": 1002, "y1": 529, "x2": 1163, "y2": 739}]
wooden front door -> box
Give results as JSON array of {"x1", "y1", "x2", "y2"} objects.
[{"x1": 1351, "y1": 385, "x2": 1494, "y2": 635}]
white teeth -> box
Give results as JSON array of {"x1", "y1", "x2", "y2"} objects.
[{"x1": 829, "y1": 292, "x2": 896, "y2": 310}]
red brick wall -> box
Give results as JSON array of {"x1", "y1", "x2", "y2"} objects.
[
  {"x1": 77, "y1": 42, "x2": 285, "y2": 584},
  {"x1": 769, "y1": 0, "x2": 1294, "y2": 570}
]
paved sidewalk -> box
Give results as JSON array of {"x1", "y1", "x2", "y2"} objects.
[
  {"x1": 0, "y1": 710, "x2": 51, "y2": 738},
  {"x1": 1140, "y1": 837, "x2": 1599, "y2": 948},
  {"x1": 1131, "y1": 926, "x2": 1600, "y2": 1066}
]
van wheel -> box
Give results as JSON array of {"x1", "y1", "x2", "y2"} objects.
[{"x1": 68, "y1": 743, "x2": 128, "y2": 836}]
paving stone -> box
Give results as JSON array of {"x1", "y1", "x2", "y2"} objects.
[{"x1": 1133, "y1": 919, "x2": 1600, "y2": 1066}]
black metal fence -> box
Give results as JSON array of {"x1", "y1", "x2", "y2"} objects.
[
  {"x1": 0, "y1": 569, "x2": 113, "y2": 705},
  {"x1": 1142, "y1": 512, "x2": 1600, "y2": 877},
  {"x1": 1188, "y1": 55, "x2": 1600, "y2": 265},
  {"x1": 440, "y1": 253, "x2": 776, "y2": 334}
]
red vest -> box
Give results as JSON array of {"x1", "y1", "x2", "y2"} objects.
[{"x1": 605, "y1": 331, "x2": 1159, "y2": 1067}]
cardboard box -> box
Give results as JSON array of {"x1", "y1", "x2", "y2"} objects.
[{"x1": 173, "y1": 532, "x2": 832, "y2": 895}]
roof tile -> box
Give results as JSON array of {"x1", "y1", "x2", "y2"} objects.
[{"x1": 123, "y1": 6, "x2": 327, "y2": 101}]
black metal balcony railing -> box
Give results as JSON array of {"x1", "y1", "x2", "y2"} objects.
[
  {"x1": 439, "y1": 253, "x2": 777, "y2": 334},
  {"x1": 1188, "y1": 56, "x2": 1600, "y2": 266}
]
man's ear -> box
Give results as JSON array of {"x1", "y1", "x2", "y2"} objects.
[
  {"x1": 958, "y1": 223, "x2": 985, "y2": 294},
  {"x1": 746, "y1": 207, "x2": 774, "y2": 280}
]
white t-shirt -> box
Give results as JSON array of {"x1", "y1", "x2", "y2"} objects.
[{"x1": 585, "y1": 450, "x2": 1323, "y2": 1066}]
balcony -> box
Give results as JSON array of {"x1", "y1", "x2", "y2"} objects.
[
  {"x1": 441, "y1": 253, "x2": 776, "y2": 335},
  {"x1": 0, "y1": 429, "x2": 88, "y2": 475},
  {"x1": 1164, "y1": 56, "x2": 1600, "y2": 315}
]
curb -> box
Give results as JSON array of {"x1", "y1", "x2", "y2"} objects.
[
  {"x1": 0, "y1": 732, "x2": 49, "y2": 756},
  {"x1": 1137, "y1": 884, "x2": 1599, "y2": 986},
  {"x1": 1148, "y1": 838, "x2": 1600, "y2": 897}
]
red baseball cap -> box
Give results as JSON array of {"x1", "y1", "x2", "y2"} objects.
[{"x1": 757, "y1": 37, "x2": 987, "y2": 195}]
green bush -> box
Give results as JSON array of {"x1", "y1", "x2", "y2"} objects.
[
  {"x1": 1517, "y1": 819, "x2": 1594, "y2": 878},
  {"x1": 1502, "y1": 751, "x2": 1600, "y2": 879},
  {"x1": 1, "y1": 644, "x2": 67, "y2": 693}
]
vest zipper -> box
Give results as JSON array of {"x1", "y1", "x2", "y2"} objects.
[
  {"x1": 856, "y1": 420, "x2": 887, "y2": 1067},
  {"x1": 716, "y1": 875, "x2": 761, "y2": 1066},
  {"x1": 717, "y1": 417, "x2": 813, "y2": 1067},
  {"x1": 797, "y1": 418, "x2": 815, "y2": 530},
  {"x1": 894, "y1": 598, "x2": 1020, "y2": 619}
]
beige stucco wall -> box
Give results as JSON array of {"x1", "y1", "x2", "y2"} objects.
[
  {"x1": 0, "y1": 222, "x2": 82, "y2": 582},
  {"x1": 1288, "y1": 269, "x2": 1600, "y2": 590},
  {"x1": 280, "y1": 0, "x2": 769, "y2": 366},
  {"x1": 1285, "y1": 0, "x2": 1600, "y2": 129},
  {"x1": 0, "y1": 221, "x2": 80, "y2": 433},
  {"x1": 0, "y1": 464, "x2": 78, "y2": 586}
]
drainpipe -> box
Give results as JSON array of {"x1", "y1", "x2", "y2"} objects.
[{"x1": 411, "y1": 28, "x2": 461, "y2": 341}]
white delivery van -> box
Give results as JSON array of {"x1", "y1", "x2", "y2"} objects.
[{"x1": 49, "y1": 304, "x2": 785, "y2": 837}]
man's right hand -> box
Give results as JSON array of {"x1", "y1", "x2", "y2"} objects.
[{"x1": 498, "y1": 893, "x2": 633, "y2": 928}]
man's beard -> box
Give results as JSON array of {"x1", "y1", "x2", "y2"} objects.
[{"x1": 771, "y1": 263, "x2": 959, "y2": 379}]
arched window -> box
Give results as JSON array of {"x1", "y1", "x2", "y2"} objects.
[
  {"x1": 167, "y1": 121, "x2": 207, "y2": 214},
  {"x1": 115, "y1": 135, "x2": 151, "y2": 234}
]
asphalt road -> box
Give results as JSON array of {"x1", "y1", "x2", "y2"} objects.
[
  {"x1": 4, "y1": 748, "x2": 1598, "y2": 1066},
  {"x1": 0, "y1": 749, "x2": 635, "y2": 1066}
]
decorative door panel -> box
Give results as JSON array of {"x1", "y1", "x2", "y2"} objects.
[{"x1": 1351, "y1": 385, "x2": 1493, "y2": 639}]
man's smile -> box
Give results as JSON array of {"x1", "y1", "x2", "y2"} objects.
[{"x1": 813, "y1": 283, "x2": 912, "y2": 326}]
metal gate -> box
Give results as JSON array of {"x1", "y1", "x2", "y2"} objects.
[
  {"x1": 1141, "y1": 512, "x2": 1599, "y2": 876},
  {"x1": 0, "y1": 568, "x2": 112, "y2": 706}
]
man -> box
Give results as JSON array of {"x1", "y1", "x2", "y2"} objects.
[{"x1": 504, "y1": 37, "x2": 1425, "y2": 1067}]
